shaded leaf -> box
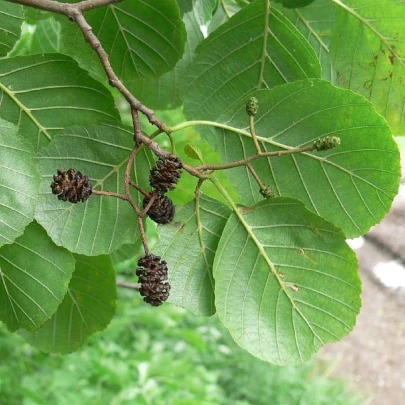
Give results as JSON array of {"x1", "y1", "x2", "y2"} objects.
[
  {"x1": 0, "y1": 54, "x2": 119, "y2": 151},
  {"x1": 0, "y1": 118, "x2": 40, "y2": 246},
  {"x1": 330, "y1": 0, "x2": 405, "y2": 135},
  {"x1": 183, "y1": 1, "x2": 321, "y2": 121},
  {"x1": 207, "y1": 79, "x2": 400, "y2": 237},
  {"x1": 59, "y1": 0, "x2": 186, "y2": 82},
  {"x1": 214, "y1": 197, "x2": 361, "y2": 365},
  {"x1": 154, "y1": 194, "x2": 231, "y2": 316},
  {"x1": 184, "y1": 143, "x2": 204, "y2": 162},
  {"x1": 130, "y1": 0, "x2": 204, "y2": 110},
  {"x1": 275, "y1": 0, "x2": 316, "y2": 8},
  {"x1": 0, "y1": 222, "x2": 75, "y2": 332},
  {"x1": 35, "y1": 123, "x2": 153, "y2": 256},
  {"x1": 0, "y1": 1, "x2": 24, "y2": 56},
  {"x1": 20, "y1": 254, "x2": 117, "y2": 354}
]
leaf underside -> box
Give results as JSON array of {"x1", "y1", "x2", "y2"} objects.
[
  {"x1": 0, "y1": 54, "x2": 120, "y2": 151},
  {"x1": 0, "y1": 1, "x2": 24, "y2": 57},
  {"x1": 214, "y1": 197, "x2": 361, "y2": 365},
  {"x1": 154, "y1": 194, "x2": 231, "y2": 316},
  {"x1": 207, "y1": 79, "x2": 401, "y2": 238},
  {"x1": 0, "y1": 119, "x2": 40, "y2": 246}
]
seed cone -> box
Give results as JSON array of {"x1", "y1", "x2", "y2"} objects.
[
  {"x1": 136, "y1": 254, "x2": 170, "y2": 306},
  {"x1": 149, "y1": 155, "x2": 183, "y2": 192},
  {"x1": 143, "y1": 193, "x2": 175, "y2": 224},
  {"x1": 50, "y1": 168, "x2": 92, "y2": 203}
]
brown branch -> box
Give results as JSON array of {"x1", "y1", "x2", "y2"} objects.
[
  {"x1": 246, "y1": 163, "x2": 266, "y2": 192},
  {"x1": 129, "y1": 180, "x2": 150, "y2": 197},
  {"x1": 116, "y1": 281, "x2": 141, "y2": 290},
  {"x1": 92, "y1": 189, "x2": 128, "y2": 201},
  {"x1": 194, "y1": 144, "x2": 317, "y2": 171},
  {"x1": 249, "y1": 115, "x2": 262, "y2": 154}
]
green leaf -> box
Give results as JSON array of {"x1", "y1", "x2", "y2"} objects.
[
  {"x1": 184, "y1": 143, "x2": 204, "y2": 162},
  {"x1": 274, "y1": 0, "x2": 337, "y2": 81},
  {"x1": 194, "y1": 0, "x2": 218, "y2": 26},
  {"x1": 0, "y1": 54, "x2": 119, "y2": 151},
  {"x1": 20, "y1": 254, "x2": 117, "y2": 354},
  {"x1": 126, "y1": 0, "x2": 204, "y2": 110},
  {"x1": 330, "y1": 0, "x2": 405, "y2": 135},
  {"x1": 274, "y1": 0, "x2": 316, "y2": 8},
  {"x1": 208, "y1": 79, "x2": 400, "y2": 238},
  {"x1": 0, "y1": 222, "x2": 75, "y2": 332},
  {"x1": 0, "y1": 1, "x2": 24, "y2": 57},
  {"x1": 0, "y1": 119, "x2": 40, "y2": 246},
  {"x1": 154, "y1": 194, "x2": 231, "y2": 316},
  {"x1": 183, "y1": 1, "x2": 321, "y2": 121},
  {"x1": 59, "y1": 0, "x2": 186, "y2": 82},
  {"x1": 214, "y1": 197, "x2": 361, "y2": 365},
  {"x1": 35, "y1": 123, "x2": 152, "y2": 256},
  {"x1": 30, "y1": 18, "x2": 62, "y2": 54}
]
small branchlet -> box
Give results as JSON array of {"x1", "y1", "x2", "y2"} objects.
[
  {"x1": 246, "y1": 96, "x2": 259, "y2": 116},
  {"x1": 314, "y1": 136, "x2": 341, "y2": 151}
]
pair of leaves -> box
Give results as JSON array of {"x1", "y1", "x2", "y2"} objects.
[
  {"x1": 59, "y1": 0, "x2": 186, "y2": 83},
  {"x1": 154, "y1": 193, "x2": 360, "y2": 365},
  {"x1": 0, "y1": 220, "x2": 117, "y2": 354},
  {"x1": 182, "y1": 0, "x2": 401, "y2": 238}
]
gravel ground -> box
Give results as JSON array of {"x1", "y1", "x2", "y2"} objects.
[{"x1": 320, "y1": 178, "x2": 405, "y2": 405}]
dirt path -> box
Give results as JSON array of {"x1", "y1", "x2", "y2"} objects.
[{"x1": 321, "y1": 178, "x2": 405, "y2": 405}]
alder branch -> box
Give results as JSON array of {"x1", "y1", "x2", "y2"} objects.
[{"x1": 194, "y1": 144, "x2": 317, "y2": 171}]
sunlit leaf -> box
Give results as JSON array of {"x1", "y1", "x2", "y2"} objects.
[{"x1": 330, "y1": 0, "x2": 405, "y2": 135}]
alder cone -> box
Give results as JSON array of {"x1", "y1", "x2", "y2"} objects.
[
  {"x1": 149, "y1": 155, "x2": 183, "y2": 192},
  {"x1": 50, "y1": 168, "x2": 92, "y2": 203},
  {"x1": 136, "y1": 254, "x2": 170, "y2": 306},
  {"x1": 143, "y1": 193, "x2": 175, "y2": 224}
]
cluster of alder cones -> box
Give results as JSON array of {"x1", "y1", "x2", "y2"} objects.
[{"x1": 49, "y1": 155, "x2": 183, "y2": 306}]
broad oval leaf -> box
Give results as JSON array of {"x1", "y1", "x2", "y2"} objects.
[
  {"x1": 209, "y1": 79, "x2": 400, "y2": 237},
  {"x1": 60, "y1": 0, "x2": 186, "y2": 81},
  {"x1": 20, "y1": 254, "x2": 117, "y2": 354},
  {"x1": 0, "y1": 119, "x2": 40, "y2": 246},
  {"x1": 214, "y1": 197, "x2": 361, "y2": 365},
  {"x1": 182, "y1": 1, "x2": 321, "y2": 121},
  {"x1": 154, "y1": 194, "x2": 231, "y2": 316},
  {"x1": 35, "y1": 123, "x2": 152, "y2": 256},
  {"x1": 0, "y1": 54, "x2": 120, "y2": 151},
  {"x1": 0, "y1": 1, "x2": 24, "y2": 56},
  {"x1": 330, "y1": 0, "x2": 405, "y2": 135},
  {"x1": 0, "y1": 222, "x2": 75, "y2": 332}
]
